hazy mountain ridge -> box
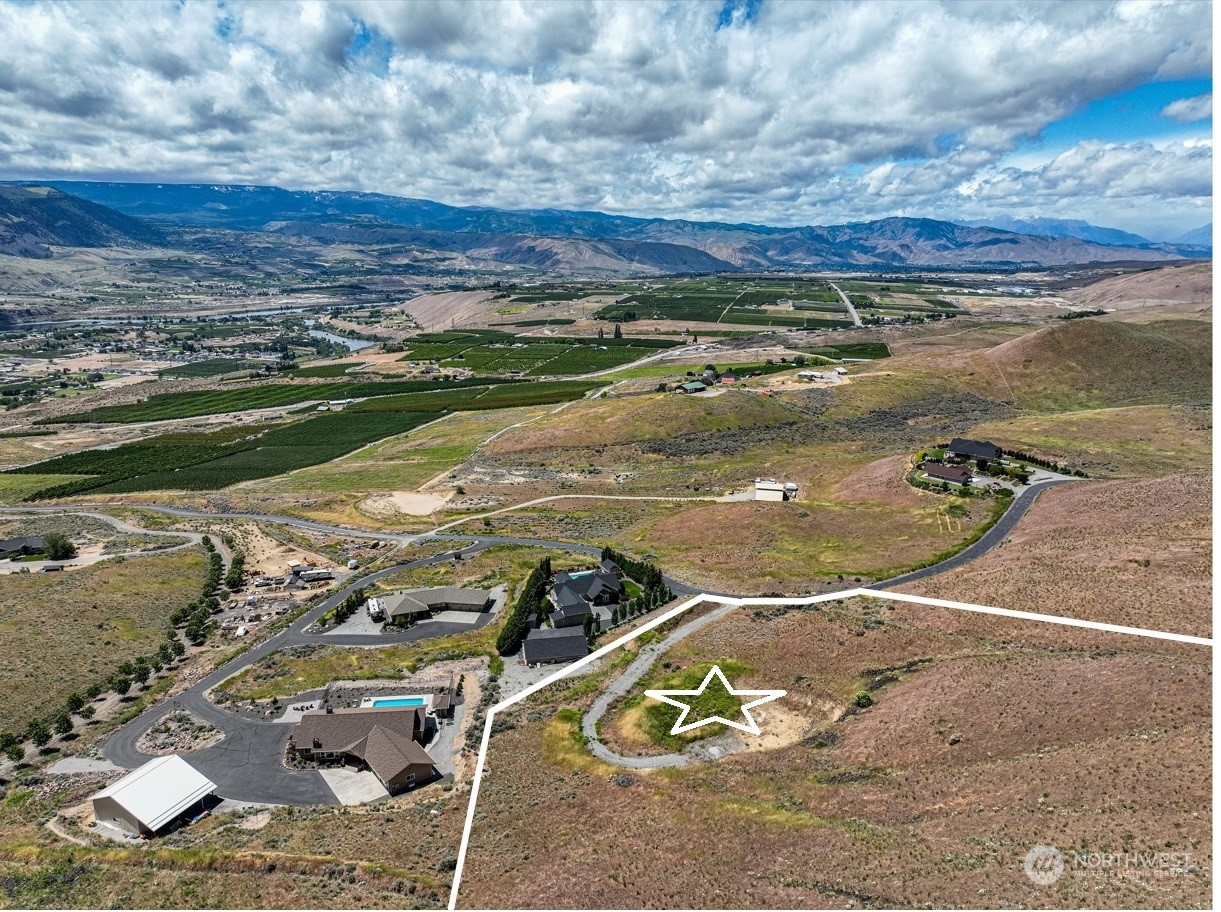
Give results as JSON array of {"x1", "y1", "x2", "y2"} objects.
[
  {"x1": 2, "y1": 180, "x2": 1209, "y2": 271},
  {"x1": 0, "y1": 185, "x2": 165, "y2": 258}
]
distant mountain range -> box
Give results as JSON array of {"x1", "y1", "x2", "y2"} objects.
[
  {"x1": 954, "y1": 215, "x2": 1211, "y2": 251},
  {"x1": 0, "y1": 185, "x2": 164, "y2": 257},
  {"x1": 1, "y1": 180, "x2": 1210, "y2": 273}
]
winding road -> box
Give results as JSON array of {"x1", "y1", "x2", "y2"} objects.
[{"x1": 8, "y1": 471, "x2": 1073, "y2": 799}]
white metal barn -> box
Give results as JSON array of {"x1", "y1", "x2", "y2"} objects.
[
  {"x1": 754, "y1": 479, "x2": 787, "y2": 501},
  {"x1": 91, "y1": 754, "x2": 216, "y2": 837}
]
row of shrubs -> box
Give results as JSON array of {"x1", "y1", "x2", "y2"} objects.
[
  {"x1": 999, "y1": 447, "x2": 1089, "y2": 478},
  {"x1": 1, "y1": 626, "x2": 187, "y2": 763},
  {"x1": 495, "y1": 557, "x2": 552, "y2": 655},
  {"x1": 320, "y1": 587, "x2": 366, "y2": 628}
]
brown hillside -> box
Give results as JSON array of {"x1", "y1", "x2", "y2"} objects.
[
  {"x1": 1066, "y1": 262, "x2": 1211, "y2": 309},
  {"x1": 898, "y1": 473, "x2": 1211, "y2": 638},
  {"x1": 982, "y1": 317, "x2": 1211, "y2": 410}
]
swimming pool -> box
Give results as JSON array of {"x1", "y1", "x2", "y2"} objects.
[{"x1": 369, "y1": 697, "x2": 425, "y2": 708}]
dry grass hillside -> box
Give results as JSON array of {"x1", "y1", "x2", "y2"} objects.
[
  {"x1": 898, "y1": 473, "x2": 1211, "y2": 639},
  {"x1": 483, "y1": 390, "x2": 798, "y2": 454},
  {"x1": 979, "y1": 318, "x2": 1211, "y2": 411},
  {"x1": 1066, "y1": 262, "x2": 1211, "y2": 309},
  {"x1": 964, "y1": 404, "x2": 1210, "y2": 478},
  {"x1": 460, "y1": 597, "x2": 1209, "y2": 909}
]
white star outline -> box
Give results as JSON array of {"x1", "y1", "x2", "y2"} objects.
[{"x1": 644, "y1": 664, "x2": 787, "y2": 736}]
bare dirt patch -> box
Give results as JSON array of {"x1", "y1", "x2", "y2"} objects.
[
  {"x1": 402, "y1": 290, "x2": 496, "y2": 332},
  {"x1": 360, "y1": 490, "x2": 453, "y2": 517}
]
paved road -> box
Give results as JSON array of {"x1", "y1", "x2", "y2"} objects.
[
  {"x1": 876, "y1": 477, "x2": 1075, "y2": 589},
  {"x1": 829, "y1": 282, "x2": 863, "y2": 327}
]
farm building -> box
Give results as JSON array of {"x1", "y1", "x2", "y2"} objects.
[
  {"x1": 374, "y1": 585, "x2": 492, "y2": 623},
  {"x1": 755, "y1": 479, "x2": 797, "y2": 501},
  {"x1": 920, "y1": 462, "x2": 973, "y2": 484},
  {"x1": 522, "y1": 627, "x2": 589, "y2": 666},
  {"x1": 947, "y1": 438, "x2": 1001, "y2": 461},
  {"x1": 0, "y1": 536, "x2": 45, "y2": 559},
  {"x1": 678, "y1": 381, "x2": 707, "y2": 393},
  {"x1": 90, "y1": 754, "x2": 217, "y2": 838},
  {"x1": 290, "y1": 706, "x2": 435, "y2": 794}
]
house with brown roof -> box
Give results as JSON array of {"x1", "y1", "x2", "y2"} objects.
[
  {"x1": 289, "y1": 707, "x2": 436, "y2": 794},
  {"x1": 377, "y1": 585, "x2": 492, "y2": 625},
  {"x1": 919, "y1": 461, "x2": 973, "y2": 484}
]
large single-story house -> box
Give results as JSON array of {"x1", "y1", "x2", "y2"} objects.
[
  {"x1": 551, "y1": 562, "x2": 624, "y2": 619},
  {"x1": 290, "y1": 706, "x2": 435, "y2": 793},
  {"x1": 91, "y1": 754, "x2": 217, "y2": 838},
  {"x1": 377, "y1": 585, "x2": 492, "y2": 623},
  {"x1": 522, "y1": 627, "x2": 589, "y2": 666},
  {"x1": 0, "y1": 536, "x2": 45, "y2": 559},
  {"x1": 947, "y1": 438, "x2": 1001, "y2": 462},
  {"x1": 919, "y1": 461, "x2": 973, "y2": 484}
]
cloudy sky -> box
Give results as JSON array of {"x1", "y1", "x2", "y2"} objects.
[{"x1": 0, "y1": 0, "x2": 1211, "y2": 238}]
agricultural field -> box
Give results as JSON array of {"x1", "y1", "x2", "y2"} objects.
[
  {"x1": 158, "y1": 358, "x2": 270, "y2": 379},
  {"x1": 45, "y1": 375, "x2": 495, "y2": 424},
  {"x1": 593, "y1": 277, "x2": 856, "y2": 328},
  {"x1": 10, "y1": 381, "x2": 601, "y2": 499},
  {"x1": 397, "y1": 329, "x2": 679, "y2": 376},
  {"x1": 459, "y1": 596, "x2": 1210, "y2": 910},
  {"x1": 0, "y1": 547, "x2": 207, "y2": 736}
]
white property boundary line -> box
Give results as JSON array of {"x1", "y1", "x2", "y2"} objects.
[{"x1": 448, "y1": 587, "x2": 1212, "y2": 910}]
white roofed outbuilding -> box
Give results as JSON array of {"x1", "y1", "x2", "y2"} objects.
[{"x1": 91, "y1": 754, "x2": 216, "y2": 837}]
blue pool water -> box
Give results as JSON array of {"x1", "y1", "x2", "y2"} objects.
[{"x1": 371, "y1": 697, "x2": 425, "y2": 707}]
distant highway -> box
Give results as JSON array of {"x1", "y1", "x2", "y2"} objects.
[{"x1": 829, "y1": 282, "x2": 863, "y2": 327}]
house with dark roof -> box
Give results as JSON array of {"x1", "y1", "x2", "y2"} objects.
[
  {"x1": 522, "y1": 627, "x2": 589, "y2": 666},
  {"x1": 290, "y1": 706, "x2": 435, "y2": 794},
  {"x1": 549, "y1": 562, "x2": 624, "y2": 628},
  {"x1": 919, "y1": 461, "x2": 973, "y2": 484},
  {"x1": 550, "y1": 585, "x2": 592, "y2": 628},
  {"x1": 947, "y1": 438, "x2": 1001, "y2": 462},
  {"x1": 0, "y1": 536, "x2": 45, "y2": 559}
]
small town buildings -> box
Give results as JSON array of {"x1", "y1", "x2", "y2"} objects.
[
  {"x1": 947, "y1": 438, "x2": 1001, "y2": 462},
  {"x1": 376, "y1": 586, "x2": 492, "y2": 624},
  {"x1": 920, "y1": 461, "x2": 973, "y2": 484},
  {"x1": 290, "y1": 706, "x2": 435, "y2": 794},
  {"x1": 0, "y1": 536, "x2": 45, "y2": 559},
  {"x1": 91, "y1": 754, "x2": 217, "y2": 838},
  {"x1": 522, "y1": 627, "x2": 589, "y2": 665}
]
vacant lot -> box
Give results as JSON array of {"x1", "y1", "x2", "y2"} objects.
[
  {"x1": 898, "y1": 473, "x2": 1211, "y2": 639},
  {"x1": 460, "y1": 597, "x2": 1210, "y2": 909},
  {"x1": 0, "y1": 548, "x2": 206, "y2": 734}
]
